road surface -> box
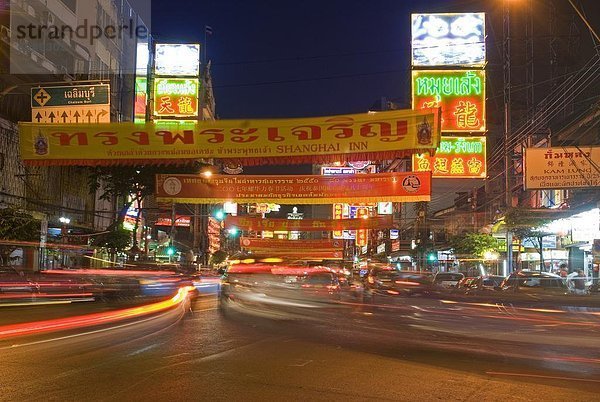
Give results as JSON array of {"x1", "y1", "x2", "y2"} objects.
[{"x1": 1, "y1": 295, "x2": 599, "y2": 401}]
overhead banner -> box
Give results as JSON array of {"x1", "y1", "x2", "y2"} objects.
[
  {"x1": 225, "y1": 215, "x2": 394, "y2": 232},
  {"x1": 524, "y1": 146, "x2": 600, "y2": 189},
  {"x1": 19, "y1": 109, "x2": 441, "y2": 166},
  {"x1": 155, "y1": 172, "x2": 431, "y2": 204},
  {"x1": 412, "y1": 13, "x2": 486, "y2": 67},
  {"x1": 412, "y1": 70, "x2": 485, "y2": 132},
  {"x1": 257, "y1": 250, "x2": 344, "y2": 260},
  {"x1": 413, "y1": 136, "x2": 486, "y2": 178},
  {"x1": 240, "y1": 238, "x2": 344, "y2": 251}
]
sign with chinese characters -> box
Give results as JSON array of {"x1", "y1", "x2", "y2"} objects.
[
  {"x1": 412, "y1": 13, "x2": 485, "y2": 67},
  {"x1": 20, "y1": 109, "x2": 441, "y2": 166},
  {"x1": 153, "y1": 78, "x2": 199, "y2": 118},
  {"x1": 413, "y1": 136, "x2": 486, "y2": 178},
  {"x1": 155, "y1": 172, "x2": 432, "y2": 204},
  {"x1": 524, "y1": 147, "x2": 600, "y2": 190},
  {"x1": 412, "y1": 70, "x2": 485, "y2": 132},
  {"x1": 224, "y1": 215, "x2": 393, "y2": 232},
  {"x1": 378, "y1": 202, "x2": 393, "y2": 215},
  {"x1": 333, "y1": 203, "x2": 345, "y2": 239},
  {"x1": 208, "y1": 217, "x2": 221, "y2": 254},
  {"x1": 154, "y1": 44, "x2": 200, "y2": 76},
  {"x1": 356, "y1": 207, "x2": 369, "y2": 247}
]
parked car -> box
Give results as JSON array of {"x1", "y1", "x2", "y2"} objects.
[
  {"x1": 462, "y1": 275, "x2": 505, "y2": 294},
  {"x1": 432, "y1": 272, "x2": 465, "y2": 289},
  {"x1": 498, "y1": 270, "x2": 567, "y2": 296}
]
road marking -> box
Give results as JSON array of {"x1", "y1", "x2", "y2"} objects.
[
  {"x1": 128, "y1": 343, "x2": 161, "y2": 356},
  {"x1": 486, "y1": 371, "x2": 600, "y2": 383},
  {"x1": 289, "y1": 359, "x2": 313, "y2": 367}
]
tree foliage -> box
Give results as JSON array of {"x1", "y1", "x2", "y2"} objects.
[
  {"x1": 450, "y1": 232, "x2": 499, "y2": 258},
  {"x1": 0, "y1": 208, "x2": 41, "y2": 265},
  {"x1": 90, "y1": 226, "x2": 131, "y2": 252},
  {"x1": 209, "y1": 250, "x2": 228, "y2": 266}
]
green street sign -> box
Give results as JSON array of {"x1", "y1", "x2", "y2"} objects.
[{"x1": 31, "y1": 84, "x2": 110, "y2": 108}]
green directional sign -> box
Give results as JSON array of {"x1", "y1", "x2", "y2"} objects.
[{"x1": 31, "y1": 84, "x2": 110, "y2": 108}]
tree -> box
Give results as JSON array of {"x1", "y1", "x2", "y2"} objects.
[
  {"x1": 0, "y1": 208, "x2": 40, "y2": 266},
  {"x1": 504, "y1": 208, "x2": 554, "y2": 271},
  {"x1": 209, "y1": 250, "x2": 228, "y2": 266},
  {"x1": 88, "y1": 163, "x2": 204, "y2": 251},
  {"x1": 450, "y1": 232, "x2": 499, "y2": 259},
  {"x1": 90, "y1": 226, "x2": 131, "y2": 262}
]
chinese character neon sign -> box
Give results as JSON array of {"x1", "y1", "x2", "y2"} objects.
[
  {"x1": 412, "y1": 70, "x2": 486, "y2": 132},
  {"x1": 153, "y1": 78, "x2": 199, "y2": 118},
  {"x1": 413, "y1": 136, "x2": 486, "y2": 179}
]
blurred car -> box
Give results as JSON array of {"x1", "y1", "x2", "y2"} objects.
[
  {"x1": 0, "y1": 267, "x2": 37, "y2": 295},
  {"x1": 432, "y1": 272, "x2": 465, "y2": 289},
  {"x1": 462, "y1": 275, "x2": 505, "y2": 294},
  {"x1": 364, "y1": 268, "x2": 432, "y2": 301},
  {"x1": 498, "y1": 270, "x2": 567, "y2": 296}
]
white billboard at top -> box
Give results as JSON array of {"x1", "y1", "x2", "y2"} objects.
[
  {"x1": 412, "y1": 13, "x2": 486, "y2": 67},
  {"x1": 155, "y1": 44, "x2": 201, "y2": 76}
]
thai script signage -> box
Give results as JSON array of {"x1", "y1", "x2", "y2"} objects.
[
  {"x1": 412, "y1": 13, "x2": 486, "y2": 67},
  {"x1": 240, "y1": 238, "x2": 343, "y2": 251},
  {"x1": 413, "y1": 136, "x2": 486, "y2": 178},
  {"x1": 153, "y1": 78, "x2": 199, "y2": 118},
  {"x1": 156, "y1": 172, "x2": 431, "y2": 205},
  {"x1": 524, "y1": 146, "x2": 600, "y2": 190},
  {"x1": 412, "y1": 70, "x2": 485, "y2": 132},
  {"x1": 20, "y1": 109, "x2": 441, "y2": 166}
]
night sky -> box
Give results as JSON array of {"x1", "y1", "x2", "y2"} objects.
[{"x1": 151, "y1": 0, "x2": 489, "y2": 120}]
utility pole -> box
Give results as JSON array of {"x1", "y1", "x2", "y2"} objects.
[{"x1": 503, "y1": 0, "x2": 514, "y2": 274}]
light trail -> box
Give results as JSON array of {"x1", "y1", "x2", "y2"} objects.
[{"x1": 0, "y1": 286, "x2": 195, "y2": 340}]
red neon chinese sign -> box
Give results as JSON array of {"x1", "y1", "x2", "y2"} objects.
[
  {"x1": 413, "y1": 136, "x2": 487, "y2": 179},
  {"x1": 412, "y1": 70, "x2": 486, "y2": 132},
  {"x1": 153, "y1": 78, "x2": 199, "y2": 118}
]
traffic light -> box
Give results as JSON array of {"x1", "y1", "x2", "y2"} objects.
[
  {"x1": 213, "y1": 209, "x2": 225, "y2": 221},
  {"x1": 166, "y1": 246, "x2": 176, "y2": 256},
  {"x1": 427, "y1": 253, "x2": 437, "y2": 262},
  {"x1": 227, "y1": 227, "x2": 239, "y2": 236}
]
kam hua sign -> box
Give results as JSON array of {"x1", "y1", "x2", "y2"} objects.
[
  {"x1": 524, "y1": 146, "x2": 600, "y2": 190},
  {"x1": 412, "y1": 70, "x2": 485, "y2": 132},
  {"x1": 153, "y1": 78, "x2": 199, "y2": 118},
  {"x1": 413, "y1": 136, "x2": 486, "y2": 178}
]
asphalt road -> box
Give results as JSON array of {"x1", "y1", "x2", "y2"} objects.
[{"x1": 1, "y1": 295, "x2": 599, "y2": 401}]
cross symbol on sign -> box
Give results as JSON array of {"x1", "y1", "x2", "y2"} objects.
[{"x1": 33, "y1": 88, "x2": 51, "y2": 107}]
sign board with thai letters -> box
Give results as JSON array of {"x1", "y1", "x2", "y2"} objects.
[
  {"x1": 31, "y1": 84, "x2": 110, "y2": 124},
  {"x1": 524, "y1": 146, "x2": 600, "y2": 190}
]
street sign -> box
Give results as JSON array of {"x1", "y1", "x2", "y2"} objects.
[
  {"x1": 31, "y1": 105, "x2": 110, "y2": 124},
  {"x1": 31, "y1": 85, "x2": 110, "y2": 107}
]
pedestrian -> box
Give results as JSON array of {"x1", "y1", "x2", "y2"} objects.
[
  {"x1": 559, "y1": 263, "x2": 568, "y2": 278},
  {"x1": 572, "y1": 269, "x2": 587, "y2": 296}
]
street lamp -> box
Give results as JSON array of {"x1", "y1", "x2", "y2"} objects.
[
  {"x1": 201, "y1": 169, "x2": 213, "y2": 178},
  {"x1": 59, "y1": 217, "x2": 71, "y2": 224}
]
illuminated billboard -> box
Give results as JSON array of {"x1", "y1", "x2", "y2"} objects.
[
  {"x1": 153, "y1": 78, "x2": 199, "y2": 118},
  {"x1": 412, "y1": 70, "x2": 485, "y2": 132},
  {"x1": 155, "y1": 44, "x2": 201, "y2": 76},
  {"x1": 413, "y1": 136, "x2": 486, "y2": 179},
  {"x1": 412, "y1": 13, "x2": 485, "y2": 67}
]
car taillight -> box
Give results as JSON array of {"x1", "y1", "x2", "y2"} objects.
[
  {"x1": 327, "y1": 285, "x2": 339, "y2": 291},
  {"x1": 394, "y1": 280, "x2": 420, "y2": 286}
]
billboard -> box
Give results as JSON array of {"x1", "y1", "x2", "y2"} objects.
[
  {"x1": 31, "y1": 85, "x2": 110, "y2": 124},
  {"x1": 153, "y1": 78, "x2": 199, "y2": 118},
  {"x1": 155, "y1": 172, "x2": 432, "y2": 204},
  {"x1": 413, "y1": 136, "x2": 486, "y2": 178},
  {"x1": 524, "y1": 146, "x2": 600, "y2": 190},
  {"x1": 224, "y1": 215, "x2": 393, "y2": 232},
  {"x1": 412, "y1": 70, "x2": 485, "y2": 132},
  {"x1": 20, "y1": 109, "x2": 441, "y2": 167},
  {"x1": 411, "y1": 13, "x2": 486, "y2": 67},
  {"x1": 154, "y1": 44, "x2": 200, "y2": 76}
]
